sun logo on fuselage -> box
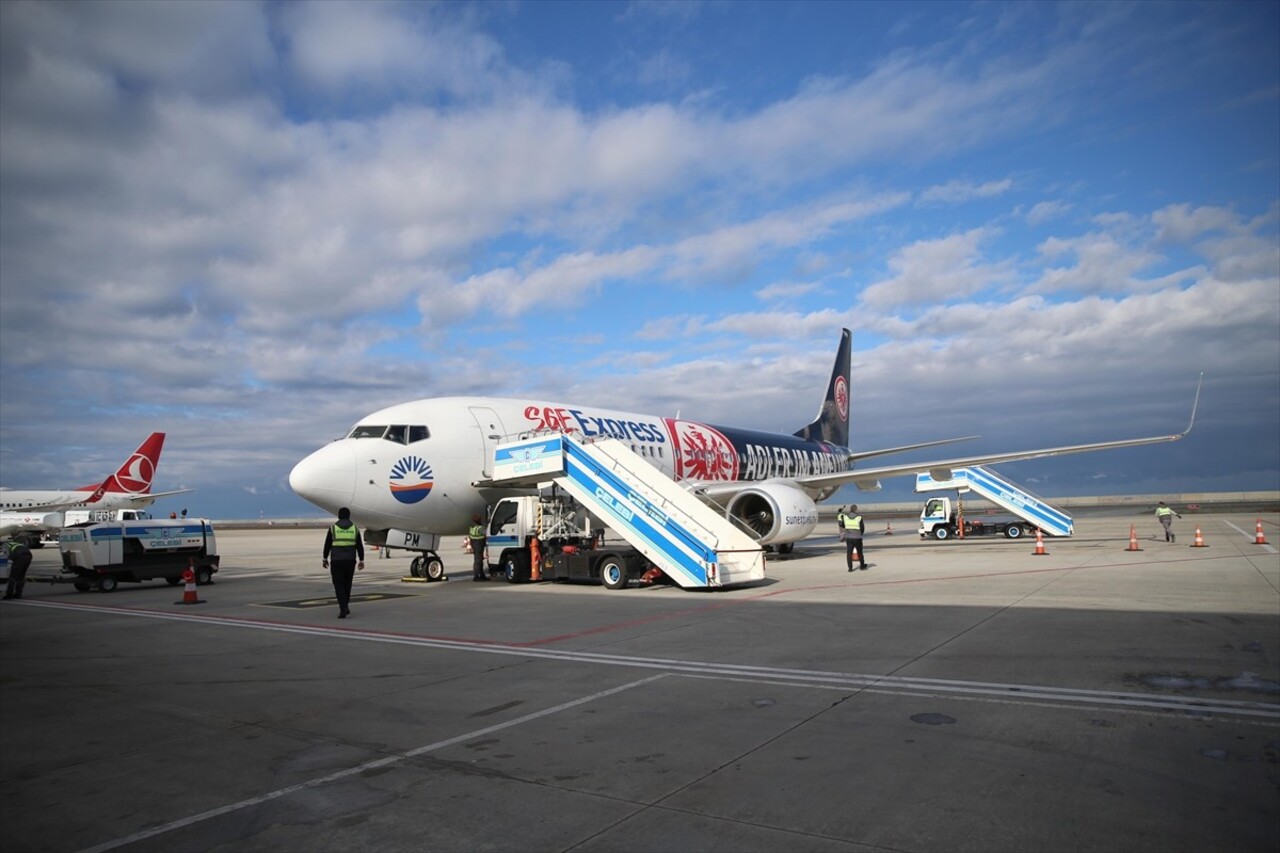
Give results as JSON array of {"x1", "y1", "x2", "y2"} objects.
[{"x1": 389, "y1": 456, "x2": 434, "y2": 504}]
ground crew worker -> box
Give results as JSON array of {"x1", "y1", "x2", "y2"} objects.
[
  {"x1": 841, "y1": 505, "x2": 867, "y2": 571},
  {"x1": 3, "y1": 538, "x2": 33, "y2": 599},
  {"x1": 322, "y1": 507, "x2": 364, "y2": 618},
  {"x1": 1154, "y1": 501, "x2": 1182, "y2": 544},
  {"x1": 469, "y1": 513, "x2": 488, "y2": 581}
]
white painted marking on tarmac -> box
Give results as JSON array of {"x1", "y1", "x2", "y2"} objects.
[
  {"x1": 77, "y1": 673, "x2": 668, "y2": 853},
  {"x1": 1225, "y1": 521, "x2": 1278, "y2": 554},
  {"x1": 31, "y1": 601, "x2": 1280, "y2": 723}
]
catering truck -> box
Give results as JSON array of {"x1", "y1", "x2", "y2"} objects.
[{"x1": 58, "y1": 518, "x2": 220, "y2": 592}]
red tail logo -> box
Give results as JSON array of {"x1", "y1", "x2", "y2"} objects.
[{"x1": 82, "y1": 433, "x2": 166, "y2": 495}]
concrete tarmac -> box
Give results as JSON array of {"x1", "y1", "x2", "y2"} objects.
[{"x1": 1, "y1": 513, "x2": 1277, "y2": 853}]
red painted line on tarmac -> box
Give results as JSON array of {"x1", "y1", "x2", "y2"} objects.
[
  {"x1": 15, "y1": 549, "x2": 1234, "y2": 650},
  {"x1": 515, "y1": 552, "x2": 1228, "y2": 646}
]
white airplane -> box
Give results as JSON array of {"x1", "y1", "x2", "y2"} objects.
[
  {"x1": 289, "y1": 330, "x2": 1198, "y2": 575},
  {"x1": 0, "y1": 432, "x2": 191, "y2": 544}
]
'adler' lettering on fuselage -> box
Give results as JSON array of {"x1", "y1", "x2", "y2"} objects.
[{"x1": 741, "y1": 444, "x2": 844, "y2": 480}]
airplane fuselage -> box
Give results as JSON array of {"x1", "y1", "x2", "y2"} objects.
[{"x1": 289, "y1": 395, "x2": 850, "y2": 537}]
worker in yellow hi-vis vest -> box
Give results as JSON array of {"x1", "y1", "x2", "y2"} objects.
[
  {"x1": 839, "y1": 505, "x2": 867, "y2": 572},
  {"x1": 322, "y1": 507, "x2": 364, "y2": 618},
  {"x1": 1154, "y1": 501, "x2": 1182, "y2": 544}
]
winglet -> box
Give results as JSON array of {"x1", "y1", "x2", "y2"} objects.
[{"x1": 1181, "y1": 373, "x2": 1203, "y2": 438}]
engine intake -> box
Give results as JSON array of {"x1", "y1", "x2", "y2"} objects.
[{"x1": 725, "y1": 483, "x2": 819, "y2": 545}]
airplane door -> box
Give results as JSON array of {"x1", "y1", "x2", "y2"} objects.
[{"x1": 469, "y1": 407, "x2": 507, "y2": 478}]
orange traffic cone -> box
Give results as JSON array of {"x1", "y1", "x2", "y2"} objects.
[
  {"x1": 1126, "y1": 524, "x2": 1143, "y2": 551},
  {"x1": 1191, "y1": 526, "x2": 1207, "y2": 547},
  {"x1": 1032, "y1": 528, "x2": 1048, "y2": 556},
  {"x1": 174, "y1": 561, "x2": 204, "y2": 605},
  {"x1": 884, "y1": 522, "x2": 894, "y2": 536},
  {"x1": 1254, "y1": 519, "x2": 1269, "y2": 545}
]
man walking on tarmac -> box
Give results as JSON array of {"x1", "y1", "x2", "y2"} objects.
[
  {"x1": 3, "y1": 537, "x2": 33, "y2": 599},
  {"x1": 469, "y1": 514, "x2": 488, "y2": 581},
  {"x1": 840, "y1": 505, "x2": 867, "y2": 571},
  {"x1": 323, "y1": 507, "x2": 364, "y2": 618},
  {"x1": 1155, "y1": 501, "x2": 1182, "y2": 543}
]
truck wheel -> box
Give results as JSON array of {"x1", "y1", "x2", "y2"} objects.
[
  {"x1": 933, "y1": 527, "x2": 951, "y2": 540},
  {"x1": 97, "y1": 576, "x2": 118, "y2": 593},
  {"x1": 195, "y1": 567, "x2": 213, "y2": 585},
  {"x1": 1004, "y1": 525, "x2": 1023, "y2": 539},
  {"x1": 599, "y1": 557, "x2": 627, "y2": 590},
  {"x1": 74, "y1": 581, "x2": 91, "y2": 592},
  {"x1": 504, "y1": 552, "x2": 530, "y2": 583}
]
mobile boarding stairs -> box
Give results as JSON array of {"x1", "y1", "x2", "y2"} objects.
[
  {"x1": 489, "y1": 432, "x2": 766, "y2": 589},
  {"x1": 914, "y1": 465, "x2": 1074, "y2": 537}
]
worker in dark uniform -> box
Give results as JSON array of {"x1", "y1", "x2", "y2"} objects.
[
  {"x1": 322, "y1": 507, "x2": 364, "y2": 618},
  {"x1": 469, "y1": 513, "x2": 488, "y2": 581},
  {"x1": 3, "y1": 538, "x2": 33, "y2": 599},
  {"x1": 840, "y1": 505, "x2": 867, "y2": 572}
]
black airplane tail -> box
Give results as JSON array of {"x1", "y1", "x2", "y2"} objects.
[{"x1": 793, "y1": 329, "x2": 851, "y2": 448}]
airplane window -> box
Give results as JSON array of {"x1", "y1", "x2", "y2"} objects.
[
  {"x1": 409, "y1": 425, "x2": 429, "y2": 443},
  {"x1": 349, "y1": 425, "x2": 387, "y2": 439},
  {"x1": 385, "y1": 425, "x2": 407, "y2": 444}
]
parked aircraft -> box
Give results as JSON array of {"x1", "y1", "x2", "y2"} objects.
[
  {"x1": 0, "y1": 432, "x2": 190, "y2": 544},
  {"x1": 290, "y1": 330, "x2": 1198, "y2": 574}
]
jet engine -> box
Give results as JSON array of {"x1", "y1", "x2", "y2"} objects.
[{"x1": 724, "y1": 483, "x2": 819, "y2": 546}]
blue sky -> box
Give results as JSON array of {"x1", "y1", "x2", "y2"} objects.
[{"x1": 1, "y1": 0, "x2": 1277, "y2": 519}]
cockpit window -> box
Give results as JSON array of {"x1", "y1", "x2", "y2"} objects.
[
  {"x1": 408, "y1": 425, "x2": 429, "y2": 443},
  {"x1": 385, "y1": 425, "x2": 406, "y2": 444},
  {"x1": 349, "y1": 425, "x2": 386, "y2": 439}
]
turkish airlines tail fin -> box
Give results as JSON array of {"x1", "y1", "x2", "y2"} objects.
[
  {"x1": 793, "y1": 329, "x2": 851, "y2": 447},
  {"x1": 79, "y1": 432, "x2": 166, "y2": 496}
]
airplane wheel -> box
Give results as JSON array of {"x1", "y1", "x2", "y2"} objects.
[
  {"x1": 599, "y1": 557, "x2": 627, "y2": 590},
  {"x1": 423, "y1": 553, "x2": 445, "y2": 581},
  {"x1": 97, "y1": 576, "x2": 118, "y2": 592},
  {"x1": 776, "y1": 542, "x2": 794, "y2": 555},
  {"x1": 410, "y1": 556, "x2": 425, "y2": 577}
]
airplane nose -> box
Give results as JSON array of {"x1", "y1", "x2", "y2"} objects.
[{"x1": 289, "y1": 441, "x2": 356, "y2": 512}]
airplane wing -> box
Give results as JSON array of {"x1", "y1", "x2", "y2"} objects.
[
  {"x1": 700, "y1": 376, "x2": 1202, "y2": 497},
  {"x1": 116, "y1": 488, "x2": 195, "y2": 508},
  {"x1": 847, "y1": 435, "x2": 979, "y2": 464}
]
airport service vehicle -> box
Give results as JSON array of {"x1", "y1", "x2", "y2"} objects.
[
  {"x1": 919, "y1": 496, "x2": 1037, "y2": 540},
  {"x1": 487, "y1": 433, "x2": 766, "y2": 589},
  {"x1": 487, "y1": 493, "x2": 655, "y2": 589},
  {"x1": 63, "y1": 508, "x2": 152, "y2": 525},
  {"x1": 58, "y1": 518, "x2": 220, "y2": 592},
  {"x1": 915, "y1": 465, "x2": 1073, "y2": 541}
]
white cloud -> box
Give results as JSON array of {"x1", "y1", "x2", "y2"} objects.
[
  {"x1": 859, "y1": 228, "x2": 1014, "y2": 307},
  {"x1": 919, "y1": 178, "x2": 1014, "y2": 204},
  {"x1": 1025, "y1": 200, "x2": 1073, "y2": 225}
]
